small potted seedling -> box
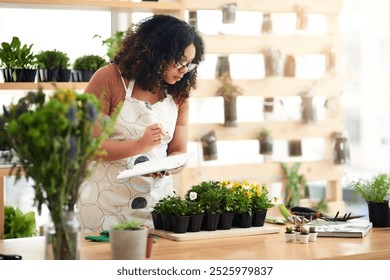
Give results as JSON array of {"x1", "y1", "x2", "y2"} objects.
[
  {"x1": 110, "y1": 220, "x2": 148, "y2": 260},
  {"x1": 309, "y1": 226, "x2": 318, "y2": 242},
  {"x1": 284, "y1": 226, "x2": 295, "y2": 243},
  {"x1": 299, "y1": 227, "x2": 310, "y2": 244}
]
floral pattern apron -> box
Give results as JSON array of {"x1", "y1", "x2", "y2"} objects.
[{"x1": 78, "y1": 80, "x2": 177, "y2": 232}]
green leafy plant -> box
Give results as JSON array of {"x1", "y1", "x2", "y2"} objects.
[
  {"x1": 0, "y1": 36, "x2": 37, "y2": 69},
  {"x1": 186, "y1": 191, "x2": 204, "y2": 215},
  {"x1": 4, "y1": 205, "x2": 38, "y2": 239},
  {"x1": 285, "y1": 226, "x2": 294, "y2": 234},
  {"x1": 112, "y1": 220, "x2": 143, "y2": 230},
  {"x1": 36, "y1": 49, "x2": 70, "y2": 70},
  {"x1": 281, "y1": 162, "x2": 307, "y2": 208},
  {"x1": 309, "y1": 226, "x2": 316, "y2": 233},
  {"x1": 216, "y1": 72, "x2": 242, "y2": 102},
  {"x1": 1, "y1": 87, "x2": 117, "y2": 259},
  {"x1": 349, "y1": 173, "x2": 390, "y2": 203},
  {"x1": 94, "y1": 29, "x2": 128, "y2": 61},
  {"x1": 73, "y1": 54, "x2": 107, "y2": 71}
]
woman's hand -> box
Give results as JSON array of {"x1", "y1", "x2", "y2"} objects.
[{"x1": 138, "y1": 123, "x2": 166, "y2": 153}]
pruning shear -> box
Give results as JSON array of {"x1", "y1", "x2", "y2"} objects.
[{"x1": 290, "y1": 206, "x2": 365, "y2": 222}]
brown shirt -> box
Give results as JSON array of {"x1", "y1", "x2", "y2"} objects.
[{"x1": 84, "y1": 63, "x2": 189, "y2": 126}]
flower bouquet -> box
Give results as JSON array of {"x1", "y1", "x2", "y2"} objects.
[{"x1": 0, "y1": 87, "x2": 116, "y2": 259}]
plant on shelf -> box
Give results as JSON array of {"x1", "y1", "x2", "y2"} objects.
[
  {"x1": 258, "y1": 128, "x2": 273, "y2": 156},
  {"x1": 0, "y1": 87, "x2": 117, "y2": 259},
  {"x1": 94, "y1": 29, "x2": 128, "y2": 61},
  {"x1": 36, "y1": 49, "x2": 70, "y2": 70},
  {"x1": 0, "y1": 36, "x2": 38, "y2": 82},
  {"x1": 216, "y1": 72, "x2": 242, "y2": 127},
  {"x1": 281, "y1": 162, "x2": 307, "y2": 208},
  {"x1": 73, "y1": 54, "x2": 107, "y2": 82},
  {"x1": 36, "y1": 49, "x2": 71, "y2": 82}
]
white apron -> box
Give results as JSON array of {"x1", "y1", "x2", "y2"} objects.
[{"x1": 77, "y1": 79, "x2": 177, "y2": 232}]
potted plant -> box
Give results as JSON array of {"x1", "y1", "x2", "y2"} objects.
[
  {"x1": 72, "y1": 54, "x2": 107, "y2": 82},
  {"x1": 218, "y1": 181, "x2": 236, "y2": 230},
  {"x1": 4, "y1": 205, "x2": 38, "y2": 239},
  {"x1": 169, "y1": 197, "x2": 191, "y2": 234},
  {"x1": 110, "y1": 220, "x2": 148, "y2": 260},
  {"x1": 309, "y1": 226, "x2": 318, "y2": 242},
  {"x1": 250, "y1": 184, "x2": 276, "y2": 227},
  {"x1": 36, "y1": 49, "x2": 71, "y2": 82},
  {"x1": 187, "y1": 180, "x2": 223, "y2": 231},
  {"x1": 200, "y1": 130, "x2": 218, "y2": 161},
  {"x1": 258, "y1": 128, "x2": 273, "y2": 157},
  {"x1": 94, "y1": 29, "x2": 127, "y2": 61},
  {"x1": 185, "y1": 191, "x2": 204, "y2": 232},
  {"x1": 0, "y1": 36, "x2": 38, "y2": 82},
  {"x1": 281, "y1": 162, "x2": 308, "y2": 208},
  {"x1": 299, "y1": 227, "x2": 310, "y2": 243},
  {"x1": 284, "y1": 226, "x2": 295, "y2": 243},
  {"x1": 349, "y1": 173, "x2": 390, "y2": 227},
  {"x1": 216, "y1": 72, "x2": 242, "y2": 127},
  {"x1": 0, "y1": 87, "x2": 116, "y2": 259},
  {"x1": 229, "y1": 180, "x2": 253, "y2": 228},
  {"x1": 153, "y1": 194, "x2": 177, "y2": 231}
]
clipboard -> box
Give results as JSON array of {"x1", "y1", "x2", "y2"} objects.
[{"x1": 116, "y1": 153, "x2": 193, "y2": 180}]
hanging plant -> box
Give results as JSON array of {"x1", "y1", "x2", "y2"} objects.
[{"x1": 216, "y1": 72, "x2": 242, "y2": 127}]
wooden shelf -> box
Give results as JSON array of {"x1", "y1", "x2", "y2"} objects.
[
  {"x1": 0, "y1": 0, "x2": 184, "y2": 11},
  {"x1": 0, "y1": 82, "x2": 88, "y2": 90},
  {"x1": 193, "y1": 77, "x2": 342, "y2": 98},
  {"x1": 202, "y1": 34, "x2": 332, "y2": 55},
  {"x1": 185, "y1": 0, "x2": 343, "y2": 14}
]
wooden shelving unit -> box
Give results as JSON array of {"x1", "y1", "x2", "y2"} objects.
[{"x1": 0, "y1": 0, "x2": 346, "y2": 214}]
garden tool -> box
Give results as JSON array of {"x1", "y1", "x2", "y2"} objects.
[{"x1": 290, "y1": 206, "x2": 365, "y2": 222}]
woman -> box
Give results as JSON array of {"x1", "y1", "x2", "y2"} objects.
[{"x1": 77, "y1": 14, "x2": 205, "y2": 232}]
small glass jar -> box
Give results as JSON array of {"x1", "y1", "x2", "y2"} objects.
[{"x1": 333, "y1": 132, "x2": 350, "y2": 164}]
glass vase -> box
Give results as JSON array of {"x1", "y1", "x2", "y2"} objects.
[{"x1": 45, "y1": 209, "x2": 80, "y2": 260}]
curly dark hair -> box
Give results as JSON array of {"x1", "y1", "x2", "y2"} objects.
[{"x1": 112, "y1": 14, "x2": 205, "y2": 104}]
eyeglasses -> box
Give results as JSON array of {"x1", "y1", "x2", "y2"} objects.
[{"x1": 174, "y1": 61, "x2": 198, "y2": 72}]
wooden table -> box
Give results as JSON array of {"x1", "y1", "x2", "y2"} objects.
[{"x1": 1, "y1": 225, "x2": 390, "y2": 260}]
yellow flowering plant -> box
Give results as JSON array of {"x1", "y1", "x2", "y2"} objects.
[
  {"x1": 250, "y1": 183, "x2": 277, "y2": 211},
  {"x1": 229, "y1": 180, "x2": 253, "y2": 214}
]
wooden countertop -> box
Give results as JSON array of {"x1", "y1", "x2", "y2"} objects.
[{"x1": 1, "y1": 224, "x2": 390, "y2": 260}]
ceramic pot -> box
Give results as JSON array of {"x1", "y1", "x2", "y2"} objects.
[
  {"x1": 309, "y1": 232, "x2": 318, "y2": 242},
  {"x1": 110, "y1": 228, "x2": 147, "y2": 260},
  {"x1": 299, "y1": 234, "x2": 310, "y2": 244},
  {"x1": 285, "y1": 233, "x2": 295, "y2": 243}
]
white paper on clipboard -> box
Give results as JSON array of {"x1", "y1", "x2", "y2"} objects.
[{"x1": 116, "y1": 153, "x2": 193, "y2": 180}]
